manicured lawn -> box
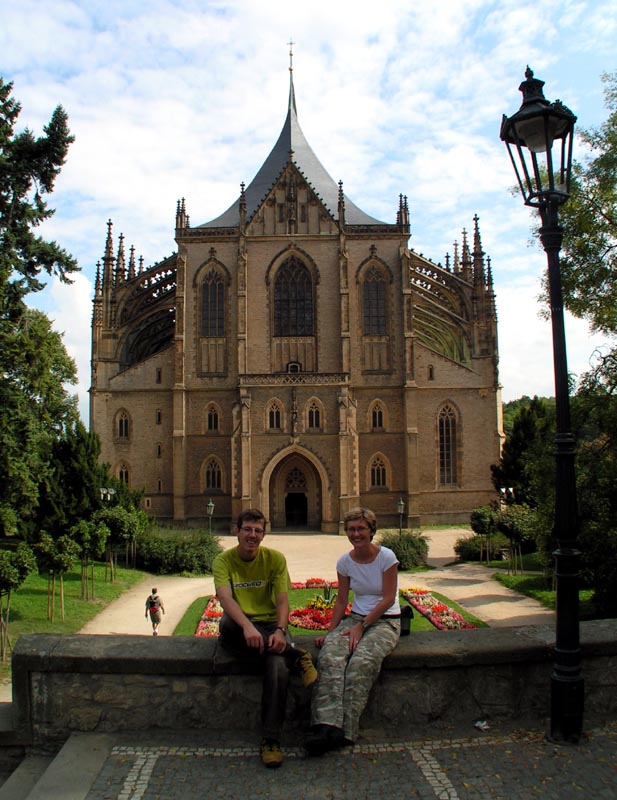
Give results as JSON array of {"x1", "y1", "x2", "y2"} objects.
[
  {"x1": 0, "y1": 563, "x2": 149, "y2": 682},
  {"x1": 493, "y1": 572, "x2": 595, "y2": 618}
]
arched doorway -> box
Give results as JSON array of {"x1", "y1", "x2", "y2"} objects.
[{"x1": 269, "y1": 454, "x2": 321, "y2": 529}]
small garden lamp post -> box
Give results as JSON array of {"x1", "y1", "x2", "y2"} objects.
[
  {"x1": 207, "y1": 498, "x2": 215, "y2": 534},
  {"x1": 500, "y1": 67, "x2": 583, "y2": 744},
  {"x1": 499, "y1": 487, "x2": 514, "y2": 507},
  {"x1": 397, "y1": 496, "x2": 405, "y2": 535},
  {"x1": 100, "y1": 487, "x2": 116, "y2": 503}
]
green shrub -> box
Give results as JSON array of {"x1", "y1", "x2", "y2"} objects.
[
  {"x1": 377, "y1": 530, "x2": 429, "y2": 570},
  {"x1": 496, "y1": 504, "x2": 538, "y2": 552},
  {"x1": 454, "y1": 532, "x2": 510, "y2": 561},
  {"x1": 136, "y1": 529, "x2": 222, "y2": 575},
  {"x1": 470, "y1": 506, "x2": 499, "y2": 536}
]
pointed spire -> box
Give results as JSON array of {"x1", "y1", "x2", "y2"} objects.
[
  {"x1": 239, "y1": 182, "x2": 246, "y2": 229},
  {"x1": 287, "y1": 38, "x2": 297, "y2": 115},
  {"x1": 115, "y1": 233, "x2": 126, "y2": 285},
  {"x1": 338, "y1": 180, "x2": 346, "y2": 227},
  {"x1": 128, "y1": 245, "x2": 136, "y2": 280},
  {"x1": 102, "y1": 219, "x2": 114, "y2": 288},
  {"x1": 472, "y1": 214, "x2": 486, "y2": 286},
  {"x1": 201, "y1": 51, "x2": 384, "y2": 228},
  {"x1": 104, "y1": 219, "x2": 114, "y2": 258},
  {"x1": 94, "y1": 261, "x2": 101, "y2": 295},
  {"x1": 397, "y1": 194, "x2": 410, "y2": 233},
  {"x1": 461, "y1": 228, "x2": 472, "y2": 281},
  {"x1": 176, "y1": 198, "x2": 188, "y2": 229}
]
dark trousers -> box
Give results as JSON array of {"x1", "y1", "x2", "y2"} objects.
[{"x1": 218, "y1": 614, "x2": 296, "y2": 740}]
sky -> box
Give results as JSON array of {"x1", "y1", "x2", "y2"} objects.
[{"x1": 2, "y1": 0, "x2": 615, "y2": 422}]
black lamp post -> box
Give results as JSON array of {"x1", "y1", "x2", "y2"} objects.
[
  {"x1": 501, "y1": 67, "x2": 583, "y2": 744},
  {"x1": 397, "y1": 497, "x2": 405, "y2": 535},
  {"x1": 207, "y1": 498, "x2": 215, "y2": 534}
]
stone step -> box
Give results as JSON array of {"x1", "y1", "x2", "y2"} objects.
[
  {"x1": 0, "y1": 755, "x2": 52, "y2": 800},
  {"x1": 0, "y1": 734, "x2": 113, "y2": 800}
]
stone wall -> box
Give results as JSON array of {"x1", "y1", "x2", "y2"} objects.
[{"x1": 12, "y1": 620, "x2": 617, "y2": 753}]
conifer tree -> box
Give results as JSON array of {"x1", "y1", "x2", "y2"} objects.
[{"x1": 0, "y1": 78, "x2": 79, "y2": 536}]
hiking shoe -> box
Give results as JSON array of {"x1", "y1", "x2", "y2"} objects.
[
  {"x1": 294, "y1": 648, "x2": 318, "y2": 688},
  {"x1": 260, "y1": 738, "x2": 283, "y2": 768}
]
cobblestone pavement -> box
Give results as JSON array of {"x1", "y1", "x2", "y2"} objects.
[{"x1": 83, "y1": 718, "x2": 617, "y2": 800}]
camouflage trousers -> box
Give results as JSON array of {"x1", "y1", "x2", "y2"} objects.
[{"x1": 311, "y1": 613, "x2": 400, "y2": 741}]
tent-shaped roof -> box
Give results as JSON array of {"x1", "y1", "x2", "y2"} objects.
[{"x1": 199, "y1": 71, "x2": 386, "y2": 228}]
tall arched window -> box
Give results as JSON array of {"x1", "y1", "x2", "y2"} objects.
[
  {"x1": 117, "y1": 411, "x2": 130, "y2": 439},
  {"x1": 201, "y1": 269, "x2": 225, "y2": 337},
  {"x1": 268, "y1": 402, "x2": 282, "y2": 430},
  {"x1": 307, "y1": 401, "x2": 321, "y2": 430},
  {"x1": 207, "y1": 405, "x2": 219, "y2": 432},
  {"x1": 118, "y1": 464, "x2": 129, "y2": 485},
  {"x1": 363, "y1": 267, "x2": 387, "y2": 335},
  {"x1": 439, "y1": 404, "x2": 458, "y2": 485},
  {"x1": 371, "y1": 403, "x2": 384, "y2": 430},
  {"x1": 370, "y1": 456, "x2": 387, "y2": 488},
  {"x1": 274, "y1": 256, "x2": 313, "y2": 336},
  {"x1": 205, "y1": 458, "x2": 222, "y2": 491}
]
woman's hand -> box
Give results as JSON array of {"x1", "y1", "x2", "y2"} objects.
[
  {"x1": 315, "y1": 635, "x2": 326, "y2": 648},
  {"x1": 342, "y1": 622, "x2": 364, "y2": 652}
]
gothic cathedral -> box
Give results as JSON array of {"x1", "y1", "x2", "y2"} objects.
[{"x1": 90, "y1": 70, "x2": 503, "y2": 532}]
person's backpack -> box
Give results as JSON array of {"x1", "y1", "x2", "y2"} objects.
[{"x1": 149, "y1": 596, "x2": 159, "y2": 613}]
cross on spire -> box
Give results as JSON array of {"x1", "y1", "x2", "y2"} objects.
[{"x1": 288, "y1": 38, "x2": 294, "y2": 72}]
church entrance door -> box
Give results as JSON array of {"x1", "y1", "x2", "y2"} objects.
[{"x1": 285, "y1": 492, "x2": 307, "y2": 527}]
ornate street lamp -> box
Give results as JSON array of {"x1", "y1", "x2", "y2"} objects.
[
  {"x1": 397, "y1": 497, "x2": 405, "y2": 535},
  {"x1": 207, "y1": 498, "x2": 215, "y2": 534},
  {"x1": 501, "y1": 68, "x2": 583, "y2": 743}
]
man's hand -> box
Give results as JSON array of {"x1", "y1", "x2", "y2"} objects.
[
  {"x1": 243, "y1": 622, "x2": 265, "y2": 653},
  {"x1": 267, "y1": 628, "x2": 287, "y2": 654}
]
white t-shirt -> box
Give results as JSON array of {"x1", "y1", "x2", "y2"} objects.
[{"x1": 337, "y1": 545, "x2": 400, "y2": 616}]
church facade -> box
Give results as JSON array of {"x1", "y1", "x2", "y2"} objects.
[{"x1": 90, "y1": 72, "x2": 503, "y2": 532}]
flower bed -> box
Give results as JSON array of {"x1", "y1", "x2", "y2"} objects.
[
  {"x1": 291, "y1": 579, "x2": 339, "y2": 589},
  {"x1": 195, "y1": 595, "x2": 223, "y2": 637},
  {"x1": 194, "y1": 581, "x2": 345, "y2": 636},
  {"x1": 400, "y1": 587, "x2": 476, "y2": 630},
  {"x1": 288, "y1": 598, "x2": 352, "y2": 631}
]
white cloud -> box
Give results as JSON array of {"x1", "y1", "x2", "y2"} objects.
[{"x1": 3, "y1": 0, "x2": 614, "y2": 420}]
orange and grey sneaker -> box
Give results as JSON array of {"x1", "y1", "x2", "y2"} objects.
[
  {"x1": 260, "y1": 738, "x2": 283, "y2": 768},
  {"x1": 294, "y1": 648, "x2": 318, "y2": 688}
]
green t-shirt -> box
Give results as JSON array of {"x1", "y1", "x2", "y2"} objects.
[{"x1": 212, "y1": 546, "x2": 290, "y2": 622}]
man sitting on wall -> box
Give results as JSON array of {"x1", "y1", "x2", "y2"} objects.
[{"x1": 212, "y1": 508, "x2": 317, "y2": 768}]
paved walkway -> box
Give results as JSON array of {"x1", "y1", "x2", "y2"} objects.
[
  {"x1": 78, "y1": 528, "x2": 554, "y2": 638},
  {"x1": 6, "y1": 718, "x2": 616, "y2": 800}
]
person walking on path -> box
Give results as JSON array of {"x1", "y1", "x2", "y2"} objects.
[
  {"x1": 212, "y1": 508, "x2": 318, "y2": 769},
  {"x1": 145, "y1": 587, "x2": 165, "y2": 635},
  {"x1": 305, "y1": 507, "x2": 401, "y2": 755}
]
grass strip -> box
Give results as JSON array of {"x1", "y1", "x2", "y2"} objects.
[{"x1": 1, "y1": 563, "x2": 149, "y2": 683}]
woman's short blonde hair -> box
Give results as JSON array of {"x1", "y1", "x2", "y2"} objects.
[{"x1": 343, "y1": 507, "x2": 377, "y2": 538}]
